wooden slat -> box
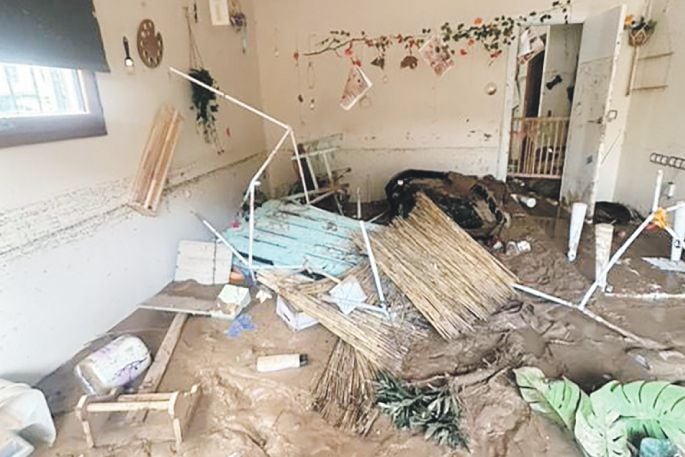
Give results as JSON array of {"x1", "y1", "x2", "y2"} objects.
[
  {"x1": 130, "y1": 105, "x2": 184, "y2": 216},
  {"x1": 128, "y1": 313, "x2": 188, "y2": 422}
]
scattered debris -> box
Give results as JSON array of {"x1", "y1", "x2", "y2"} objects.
[
  {"x1": 328, "y1": 275, "x2": 367, "y2": 315},
  {"x1": 260, "y1": 263, "x2": 429, "y2": 373},
  {"x1": 506, "y1": 240, "x2": 532, "y2": 255},
  {"x1": 256, "y1": 354, "x2": 308, "y2": 373},
  {"x1": 0, "y1": 429, "x2": 33, "y2": 456},
  {"x1": 255, "y1": 288, "x2": 272, "y2": 303},
  {"x1": 76, "y1": 384, "x2": 201, "y2": 448},
  {"x1": 366, "y1": 193, "x2": 517, "y2": 339},
  {"x1": 217, "y1": 284, "x2": 252, "y2": 319},
  {"x1": 275, "y1": 294, "x2": 319, "y2": 331},
  {"x1": 74, "y1": 335, "x2": 152, "y2": 395},
  {"x1": 174, "y1": 240, "x2": 232, "y2": 285},
  {"x1": 225, "y1": 314, "x2": 256, "y2": 339},
  {"x1": 594, "y1": 201, "x2": 640, "y2": 225},
  {"x1": 511, "y1": 193, "x2": 537, "y2": 208},
  {"x1": 311, "y1": 339, "x2": 378, "y2": 435},
  {"x1": 385, "y1": 170, "x2": 510, "y2": 239},
  {"x1": 376, "y1": 373, "x2": 466, "y2": 449}
]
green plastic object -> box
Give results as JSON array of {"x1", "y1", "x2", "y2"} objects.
[{"x1": 639, "y1": 438, "x2": 678, "y2": 457}]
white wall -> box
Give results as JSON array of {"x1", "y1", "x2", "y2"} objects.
[
  {"x1": 0, "y1": 0, "x2": 266, "y2": 384},
  {"x1": 252, "y1": 0, "x2": 644, "y2": 201},
  {"x1": 614, "y1": 0, "x2": 685, "y2": 213}
]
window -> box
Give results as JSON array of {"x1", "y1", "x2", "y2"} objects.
[{"x1": 0, "y1": 63, "x2": 106, "y2": 148}]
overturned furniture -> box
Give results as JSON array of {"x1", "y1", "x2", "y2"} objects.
[
  {"x1": 385, "y1": 170, "x2": 510, "y2": 239},
  {"x1": 75, "y1": 384, "x2": 201, "y2": 448}
]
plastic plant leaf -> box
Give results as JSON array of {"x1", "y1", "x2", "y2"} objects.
[
  {"x1": 574, "y1": 390, "x2": 631, "y2": 457},
  {"x1": 592, "y1": 381, "x2": 685, "y2": 451},
  {"x1": 514, "y1": 366, "x2": 585, "y2": 432}
]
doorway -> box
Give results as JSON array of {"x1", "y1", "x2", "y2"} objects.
[{"x1": 507, "y1": 23, "x2": 583, "y2": 199}]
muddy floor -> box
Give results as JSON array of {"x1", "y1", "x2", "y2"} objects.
[{"x1": 36, "y1": 205, "x2": 685, "y2": 457}]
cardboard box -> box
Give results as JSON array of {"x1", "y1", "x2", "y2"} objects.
[{"x1": 276, "y1": 295, "x2": 318, "y2": 331}]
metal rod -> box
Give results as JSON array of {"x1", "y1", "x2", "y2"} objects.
[
  {"x1": 289, "y1": 130, "x2": 311, "y2": 205},
  {"x1": 248, "y1": 186, "x2": 256, "y2": 269},
  {"x1": 192, "y1": 212, "x2": 249, "y2": 267},
  {"x1": 513, "y1": 284, "x2": 574, "y2": 307},
  {"x1": 359, "y1": 221, "x2": 386, "y2": 309}
]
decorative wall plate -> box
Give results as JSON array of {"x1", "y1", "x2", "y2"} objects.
[{"x1": 137, "y1": 19, "x2": 164, "y2": 68}]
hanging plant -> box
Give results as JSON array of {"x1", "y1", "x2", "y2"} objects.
[
  {"x1": 188, "y1": 67, "x2": 220, "y2": 146},
  {"x1": 302, "y1": 1, "x2": 572, "y2": 69}
]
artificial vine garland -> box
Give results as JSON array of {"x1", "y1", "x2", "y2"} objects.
[{"x1": 299, "y1": 0, "x2": 572, "y2": 69}]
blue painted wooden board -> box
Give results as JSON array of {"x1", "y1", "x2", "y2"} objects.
[{"x1": 223, "y1": 200, "x2": 376, "y2": 276}]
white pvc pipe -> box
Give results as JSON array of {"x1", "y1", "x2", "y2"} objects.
[
  {"x1": 567, "y1": 202, "x2": 587, "y2": 262},
  {"x1": 170, "y1": 67, "x2": 290, "y2": 130},
  {"x1": 193, "y1": 212, "x2": 250, "y2": 267},
  {"x1": 578, "y1": 213, "x2": 655, "y2": 309},
  {"x1": 671, "y1": 202, "x2": 685, "y2": 261},
  {"x1": 244, "y1": 129, "x2": 292, "y2": 202},
  {"x1": 652, "y1": 169, "x2": 663, "y2": 212},
  {"x1": 594, "y1": 224, "x2": 614, "y2": 291},
  {"x1": 359, "y1": 221, "x2": 386, "y2": 309},
  {"x1": 248, "y1": 185, "x2": 256, "y2": 269},
  {"x1": 513, "y1": 284, "x2": 574, "y2": 307}
]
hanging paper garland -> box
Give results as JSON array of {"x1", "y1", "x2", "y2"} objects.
[{"x1": 300, "y1": 0, "x2": 572, "y2": 69}]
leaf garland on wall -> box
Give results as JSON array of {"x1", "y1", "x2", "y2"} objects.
[{"x1": 298, "y1": 0, "x2": 572, "y2": 70}]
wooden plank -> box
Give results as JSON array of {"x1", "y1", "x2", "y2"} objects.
[
  {"x1": 130, "y1": 105, "x2": 184, "y2": 216},
  {"x1": 170, "y1": 384, "x2": 201, "y2": 449},
  {"x1": 128, "y1": 313, "x2": 188, "y2": 422}
]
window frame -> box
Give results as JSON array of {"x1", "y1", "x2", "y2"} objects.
[{"x1": 0, "y1": 69, "x2": 106, "y2": 148}]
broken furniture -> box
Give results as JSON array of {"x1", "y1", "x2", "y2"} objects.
[
  {"x1": 174, "y1": 240, "x2": 233, "y2": 285},
  {"x1": 130, "y1": 104, "x2": 183, "y2": 216},
  {"x1": 222, "y1": 199, "x2": 376, "y2": 276},
  {"x1": 385, "y1": 170, "x2": 510, "y2": 239},
  {"x1": 75, "y1": 384, "x2": 201, "y2": 448},
  {"x1": 287, "y1": 134, "x2": 350, "y2": 213}
]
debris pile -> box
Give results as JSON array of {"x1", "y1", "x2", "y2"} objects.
[{"x1": 365, "y1": 193, "x2": 518, "y2": 338}]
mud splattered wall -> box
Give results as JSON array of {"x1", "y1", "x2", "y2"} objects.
[
  {"x1": 252, "y1": 0, "x2": 644, "y2": 201},
  {"x1": 614, "y1": 0, "x2": 685, "y2": 213},
  {"x1": 0, "y1": 0, "x2": 266, "y2": 383}
]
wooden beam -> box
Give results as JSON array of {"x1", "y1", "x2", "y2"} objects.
[{"x1": 128, "y1": 312, "x2": 188, "y2": 422}]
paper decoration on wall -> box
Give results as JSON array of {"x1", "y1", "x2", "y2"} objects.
[
  {"x1": 419, "y1": 35, "x2": 455, "y2": 77},
  {"x1": 517, "y1": 28, "x2": 545, "y2": 65},
  {"x1": 340, "y1": 66, "x2": 372, "y2": 111},
  {"x1": 209, "y1": 0, "x2": 230, "y2": 26}
]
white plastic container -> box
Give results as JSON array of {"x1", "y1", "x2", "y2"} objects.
[
  {"x1": 74, "y1": 335, "x2": 152, "y2": 395},
  {"x1": 567, "y1": 202, "x2": 588, "y2": 262},
  {"x1": 594, "y1": 224, "x2": 614, "y2": 290},
  {"x1": 256, "y1": 354, "x2": 308, "y2": 373}
]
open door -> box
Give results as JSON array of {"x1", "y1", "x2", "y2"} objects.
[{"x1": 560, "y1": 5, "x2": 625, "y2": 214}]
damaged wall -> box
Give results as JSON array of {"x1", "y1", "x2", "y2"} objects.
[
  {"x1": 252, "y1": 0, "x2": 644, "y2": 201},
  {"x1": 614, "y1": 0, "x2": 685, "y2": 214},
  {"x1": 0, "y1": 0, "x2": 266, "y2": 384}
]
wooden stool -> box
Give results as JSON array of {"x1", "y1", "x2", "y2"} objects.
[{"x1": 75, "y1": 384, "x2": 201, "y2": 449}]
